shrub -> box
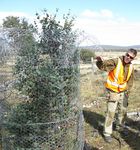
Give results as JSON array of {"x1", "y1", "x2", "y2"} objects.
[{"x1": 80, "y1": 49, "x2": 95, "y2": 63}]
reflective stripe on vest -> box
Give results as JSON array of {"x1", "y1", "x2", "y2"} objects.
[{"x1": 105, "y1": 58, "x2": 133, "y2": 92}]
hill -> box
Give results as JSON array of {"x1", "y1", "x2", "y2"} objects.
[{"x1": 80, "y1": 45, "x2": 140, "y2": 51}]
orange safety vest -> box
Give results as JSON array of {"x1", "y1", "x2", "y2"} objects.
[{"x1": 105, "y1": 58, "x2": 133, "y2": 92}]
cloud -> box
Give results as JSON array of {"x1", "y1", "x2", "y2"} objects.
[
  {"x1": 81, "y1": 9, "x2": 113, "y2": 19},
  {"x1": 75, "y1": 9, "x2": 140, "y2": 46},
  {"x1": 0, "y1": 12, "x2": 27, "y2": 19},
  {"x1": 1, "y1": 10, "x2": 140, "y2": 47}
]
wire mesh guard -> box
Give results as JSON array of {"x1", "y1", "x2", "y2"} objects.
[{"x1": 0, "y1": 28, "x2": 84, "y2": 150}]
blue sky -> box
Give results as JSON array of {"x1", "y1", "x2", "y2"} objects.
[{"x1": 0, "y1": 0, "x2": 140, "y2": 46}]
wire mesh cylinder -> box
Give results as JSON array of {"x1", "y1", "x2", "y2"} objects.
[{"x1": 0, "y1": 28, "x2": 84, "y2": 150}]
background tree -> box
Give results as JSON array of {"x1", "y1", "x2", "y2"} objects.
[
  {"x1": 80, "y1": 48, "x2": 95, "y2": 63},
  {"x1": 2, "y1": 16, "x2": 36, "y2": 53}
]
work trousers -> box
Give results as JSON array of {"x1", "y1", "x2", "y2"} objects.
[{"x1": 104, "y1": 90, "x2": 128, "y2": 136}]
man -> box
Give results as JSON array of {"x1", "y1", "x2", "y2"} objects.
[{"x1": 96, "y1": 48, "x2": 137, "y2": 143}]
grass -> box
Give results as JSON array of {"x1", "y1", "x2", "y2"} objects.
[{"x1": 81, "y1": 62, "x2": 140, "y2": 150}]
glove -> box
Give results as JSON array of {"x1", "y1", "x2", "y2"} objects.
[{"x1": 125, "y1": 90, "x2": 130, "y2": 98}]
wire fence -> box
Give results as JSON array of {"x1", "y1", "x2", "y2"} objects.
[{"x1": 0, "y1": 28, "x2": 84, "y2": 150}]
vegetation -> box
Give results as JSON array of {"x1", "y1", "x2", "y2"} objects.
[
  {"x1": 80, "y1": 49, "x2": 95, "y2": 63},
  {"x1": 2, "y1": 10, "x2": 80, "y2": 149},
  {"x1": 1, "y1": 11, "x2": 140, "y2": 150}
]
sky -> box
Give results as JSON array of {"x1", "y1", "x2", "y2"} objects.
[{"x1": 0, "y1": 0, "x2": 140, "y2": 46}]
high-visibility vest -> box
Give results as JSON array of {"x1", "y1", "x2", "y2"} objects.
[{"x1": 105, "y1": 58, "x2": 133, "y2": 92}]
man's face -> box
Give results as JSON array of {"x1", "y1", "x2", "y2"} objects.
[{"x1": 124, "y1": 52, "x2": 135, "y2": 64}]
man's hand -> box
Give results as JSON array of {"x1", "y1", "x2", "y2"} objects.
[
  {"x1": 125, "y1": 91, "x2": 129, "y2": 98},
  {"x1": 96, "y1": 56, "x2": 103, "y2": 61}
]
